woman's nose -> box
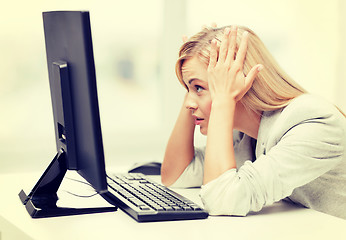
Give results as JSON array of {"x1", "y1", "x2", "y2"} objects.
[{"x1": 185, "y1": 94, "x2": 198, "y2": 111}]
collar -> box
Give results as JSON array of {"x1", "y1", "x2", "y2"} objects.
[{"x1": 255, "y1": 109, "x2": 282, "y2": 158}]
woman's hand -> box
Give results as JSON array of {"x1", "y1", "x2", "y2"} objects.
[
  {"x1": 203, "y1": 26, "x2": 263, "y2": 184},
  {"x1": 207, "y1": 26, "x2": 263, "y2": 103}
]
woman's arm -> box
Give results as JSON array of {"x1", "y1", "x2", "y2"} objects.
[
  {"x1": 161, "y1": 95, "x2": 196, "y2": 186},
  {"x1": 204, "y1": 98, "x2": 237, "y2": 183},
  {"x1": 200, "y1": 103, "x2": 345, "y2": 216},
  {"x1": 204, "y1": 27, "x2": 262, "y2": 184}
]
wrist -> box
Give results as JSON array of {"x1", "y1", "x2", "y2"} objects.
[
  {"x1": 211, "y1": 96, "x2": 237, "y2": 109},
  {"x1": 209, "y1": 96, "x2": 236, "y2": 129}
]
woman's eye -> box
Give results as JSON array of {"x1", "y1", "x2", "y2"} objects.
[{"x1": 195, "y1": 85, "x2": 204, "y2": 93}]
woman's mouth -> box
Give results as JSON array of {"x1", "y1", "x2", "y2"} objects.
[{"x1": 194, "y1": 116, "x2": 204, "y2": 125}]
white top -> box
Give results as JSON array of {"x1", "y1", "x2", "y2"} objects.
[{"x1": 171, "y1": 94, "x2": 346, "y2": 219}]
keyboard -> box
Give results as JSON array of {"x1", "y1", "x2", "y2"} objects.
[{"x1": 107, "y1": 173, "x2": 208, "y2": 222}]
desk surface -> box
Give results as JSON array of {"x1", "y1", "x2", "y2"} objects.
[{"x1": 1, "y1": 170, "x2": 346, "y2": 240}]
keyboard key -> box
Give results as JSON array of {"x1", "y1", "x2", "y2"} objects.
[
  {"x1": 130, "y1": 198, "x2": 145, "y2": 207},
  {"x1": 139, "y1": 206, "x2": 152, "y2": 211},
  {"x1": 172, "y1": 206, "x2": 182, "y2": 211}
]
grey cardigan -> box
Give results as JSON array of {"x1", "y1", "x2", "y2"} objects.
[{"x1": 171, "y1": 94, "x2": 346, "y2": 219}]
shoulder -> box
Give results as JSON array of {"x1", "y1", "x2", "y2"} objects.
[
  {"x1": 260, "y1": 94, "x2": 346, "y2": 149},
  {"x1": 273, "y1": 94, "x2": 345, "y2": 131},
  {"x1": 282, "y1": 94, "x2": 342, "y2": 120}
]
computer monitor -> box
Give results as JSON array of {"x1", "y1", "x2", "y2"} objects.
[{"x1": 19, "y1": 11, "x2": 117, "y2": 218}]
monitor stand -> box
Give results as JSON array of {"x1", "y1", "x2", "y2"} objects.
[
  {"x1": 18, "y1": 61, "x2": 117, "y2": 218},
  {"x1": 18, "y1": 150, "x2": 117, "y2": 218}
]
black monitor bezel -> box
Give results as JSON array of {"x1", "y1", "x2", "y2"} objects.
[{"x1": 43, "y1": 11, "x2": 108, "y2": 193}]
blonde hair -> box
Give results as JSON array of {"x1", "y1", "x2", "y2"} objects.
[{"x1": 176, "y1": 26, "x2": 306, "y2": 115}]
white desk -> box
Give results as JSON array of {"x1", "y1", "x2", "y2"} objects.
[{"x1": 1, "y1": 170, "x2": 346, "y2": 240}]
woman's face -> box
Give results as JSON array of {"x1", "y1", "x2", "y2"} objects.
[{"x1": 182, "y1": 56, "x2": 212, "y2": 135}]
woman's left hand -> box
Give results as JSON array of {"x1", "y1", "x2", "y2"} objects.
[{"x1": 207, "y1": 26, "x2": 263, "y2": 103}]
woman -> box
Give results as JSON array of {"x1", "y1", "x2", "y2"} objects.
[{"x1": 161, "y1": 25, "x2": 346, "y2": 219}]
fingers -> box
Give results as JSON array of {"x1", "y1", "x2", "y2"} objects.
[
  {"x1": 245, "y1": 64, "x2": 263, "y2": 90},
  {"x1": 213, "y1": 26, "x2": 239, "y2": 66},
  {"x1": 202, "y1": 22, "x2": 217, "y2": 30},
  {"x1": 209, "y1": 26, "x2": 256, "y2": 74},
  {"x1": 225, "y1": 26, "x2": 238, "y2": 66},
  {"x1": 207, "y1": 26, "x2": 263, "y2": 102},
  {"x1": 235, "y1": 64, "x2": 263, "y2": 101},
  {"x1": 218, "y1": 28, "x2": 231, "y2": 63},
  {"x1": 184, "y1": 23, "x2": 218, "y2": 43},
  {"x1": 234, "y1": 31, "x2": 249, "y2": 67},
  {"x1": 208, "y1": 39, "x2": 218, "y2": 69}
]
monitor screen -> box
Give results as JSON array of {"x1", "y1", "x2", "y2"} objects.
[{"x1": 43, "y1": 11, "x2": 108, "y2": 193}]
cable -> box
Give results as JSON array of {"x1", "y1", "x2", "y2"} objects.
[
  {"x1": 63, "y1": 190, "x2": 99, "y2": 198},
  {"x1": 63, "y1": 177, "x2": 98, "y2": 198},
  {"x1": 65, "y1": 177, "x2": 93, "y2": 187}
]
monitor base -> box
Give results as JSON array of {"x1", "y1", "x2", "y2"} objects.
[
  {"x1": 18, "y1": 150, "x2": 117, "y2": 218},
  {"x1": 19, "y1": 190, "x2": 117, "y2": 218}
]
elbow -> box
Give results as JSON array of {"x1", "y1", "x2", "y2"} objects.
[
  {"x1": 199, "y1": 173, "x2": 253, "y2": 216},
  {"x1": 161, "y1": 178, "x2": 174, "y2": 187},
  {"x1": 160, "y1": 164, "x2": 176, "y2": 187},
  {"x1": 160, "y1": 175, "x2": 173, "y2": 187},
  {"x1": 199, "y1": 192, "x2": 249, "y2": 216}
]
